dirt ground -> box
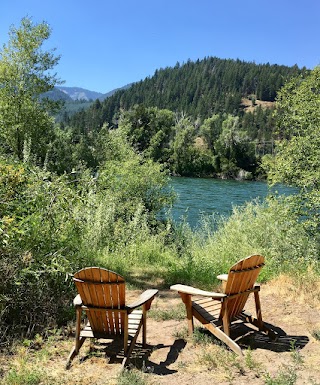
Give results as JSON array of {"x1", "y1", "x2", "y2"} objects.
[
  {"x1": 241, "y1": 98, "x2": 275, "y2": 113},
  {"x1": 1, "y1": 278, "x2": 320, "y2": 385}
]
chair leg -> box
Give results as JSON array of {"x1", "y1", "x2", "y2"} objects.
[
  {"x1": 121, "y1": 320, "x2": 143, "y2": 370},
  {"x1": 123, "y1": 313, "x2": 129, "y2": 354},
  {"x1": 142, "y1": 305, "x2": 147, "y2": 348},
  {"x1": 241, "y1": 311, "x2": 278, "y2": 341},
  {"x1": 66, "y1": 337, "x2": 86, "y2": 368},
  {"x1": 179, "y1": 293, "x2": 194, "y2": 334},
  {"x1": 221, "y1": 298, "x2": 230, "y2": 337},
  {"x1": 192, "y1": 307, "x2": 243, "y2": 356},
  {"x1": 66, "y1": 306, "x2": 85, "y2": 369},
  {"x1": 254, "y1": 291, "x2": 263, "y2": 331}
]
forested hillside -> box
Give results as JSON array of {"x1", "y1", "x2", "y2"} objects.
[
  {"x1": 67, "y1": 57, "x2": 306, "y2": 127},
  {"x1": 62, "y1": 57, "x2": 307, "y2": 178}
]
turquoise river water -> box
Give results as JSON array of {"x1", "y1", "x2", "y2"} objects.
[{"x1": 169, "y1": 177, "x2": 294, "y2": 228}]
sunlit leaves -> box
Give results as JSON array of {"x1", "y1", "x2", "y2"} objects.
[
  {"x1": 0, "y1": 17, "x2": 61, "y2": 160},
  {"x1": 264, "y1": 67, "x2": 320, "y2": 236}
]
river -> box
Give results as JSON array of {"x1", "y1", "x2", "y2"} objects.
[{"x1": 169, "y1": 177, "x2": 294, "y2": 228}]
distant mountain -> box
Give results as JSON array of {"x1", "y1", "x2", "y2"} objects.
[
  {"x1": 57, "y1": 87, "x2": 104, "y2": 101},
  {"x1": 43, "y1": 84, "x2": 133, "y2": 121},
  {"x1": 42, "y1": 88, "x2": 73, "y2": 101},
  {"x1": 44, "y1": 84, "x2": 133, "y2": 103},
  {"x1": 103, "y1": 83, "x2": 133, "y2": 99}
]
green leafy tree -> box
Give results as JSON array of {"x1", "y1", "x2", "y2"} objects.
[
  {"x1": 263, "y1": 67, "x2": 320, "y2": 236},
  {"x1": 199, "y1": 114, "x2": 223, "y2": 149},
  {"x1": 118, "y1": 105, "x2": 175, "y2": 163},
  {"x1": 0, "y1": 17, "x2": 61, "y2": 160},
  {"x1": 171, "y1": 117, "x2": 215, "y2": 176}
]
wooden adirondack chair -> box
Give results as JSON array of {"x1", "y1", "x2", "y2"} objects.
[
  {"x1": 66, "y1": 267, "x2": 158, "y2": 369},
  {"x1": 171, "y1": 255, "x2": 276, "y2": 356}
]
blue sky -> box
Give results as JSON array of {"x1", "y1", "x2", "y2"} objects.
[{"x1": 1, "y1": 0, "x2": 319, "y2": 93}]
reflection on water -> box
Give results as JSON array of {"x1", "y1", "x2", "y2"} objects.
[{"x1": 169, "y1": 177, "x2": 295, "y2": 228}]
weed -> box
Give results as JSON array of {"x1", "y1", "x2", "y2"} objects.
[
  {"x1": 4, "y1": 367, "x2": 43, "y2": 385},
  {"x1": 290, "y1": 341, "x2": 304, "y2": 366},
  {"x1": 264, "y1": 365, "x2": 297, "y2": 385},
  {"x1": 177, "y1": 361, "x2": 187, "y2": 369},
  {"x1": 311, "y1": 328, "x2": 320, "y2": 341},
  {"x1": 245, "y1": 348, "x2": 262, "y2": 372},
  {"x1": 191, "y1": 327, "x2": 215, "y2": 345},
  {"x1": 307, "y1": 378, "x2": 320, "y2": 385},
  {"x1": 172, "y1": 326, "x2": 188, "y2": 340},
  {"x1": 116, "y1": 369, "x2": 148, "y2": 385},
  {"x1": 200, "y1": 349, "x2": 219, "y2": 370},
  {"x1": 149, "y1": 303, "x2": 185, "y2": 321}
]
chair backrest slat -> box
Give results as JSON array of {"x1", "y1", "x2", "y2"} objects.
[
  {"x1": 74, "y1": 267, "x2": 126, "y2": 335},
  {"x1": 223, "y1": 255, "x2": 265, "y2": 319}
]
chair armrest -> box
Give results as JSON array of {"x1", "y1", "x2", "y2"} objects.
[
  {"x1": 170, "y1": 284, "x2": 226, "y2": 299},
  {"x1": 126, "y1": 289, "x2": 158, "y2": 311},
  {"x1": 73, "y1": 294, "x2": 82, "y2": 306},
  {"x1": 217, "y1": 274, "x2": 228, "y2": 281}
]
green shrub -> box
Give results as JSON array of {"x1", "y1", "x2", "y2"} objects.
[
  {"x1": 0, "y1": 147, "x2": 174, "y2": 342},
  {"x1": 117, "y1": 369, "x2": 148, "y2": 385},
  {"x1": 4, "y1": 367, "x2": 43, "y2": 385}
]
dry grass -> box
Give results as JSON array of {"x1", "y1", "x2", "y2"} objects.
[
  {"x1": 263, "y1": 271, "x2": 320, "y2": 308},
  {"x1": 241, "y1": 98, "x2": 275, "y2": 113},
  {"x1": 1, "y1": 276, "x2": 320, "y2": 385}
]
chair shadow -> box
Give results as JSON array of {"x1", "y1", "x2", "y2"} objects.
[
  {"x1": 143, "y1": 339, "x2": 187, "y2": 375},
  {"x1": 198, "y1": 321, "x2": 309, "y2": 353},
  {"x1": 79, "y1": 338, "x2": 187, "y2": 375},
  {"x1": 238, "y1": 330, "x2": 309, "y2": 353}
]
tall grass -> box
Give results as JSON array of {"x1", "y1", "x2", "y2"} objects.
[{"x1": 93, "y1": 197, "x2": 319, "y2": 290}]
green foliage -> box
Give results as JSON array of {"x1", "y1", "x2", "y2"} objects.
[
  {"x1": 75, "y1": 57, "x2": 303, "y2": 126},
  {"x1": 116, "y1": 369, "x2": 148, "y2": 385},
  {"x1": 0, "y1": 17, "x2": 61, "y2": 161},
  {"x1": 0, "y1": 130, "x2": 173, "y2": 341},
  {"x1": 119, "y1": 105, "x2": 175, "y2": 164},
  {"x1": 215, "y1": 115, "x2": 256, "y2": 178},
  {"x1": 4, "y1": 367, "x2": 43, "y2": 385},
  {"x1": 172, "y1": 117, "x2": 215, "y2": 176},
  {"x1": 264, "y1": 365, "x2": 298, "y2": 385},
  {"x1": 149, "y1": 303, "x2": 186, "y2": 321},
  {"x1": 0, "y1": 159, "x2": 86, "y2": 341},
  {"x1": 61, "y1": 57, "x2": 299, "y2": 178},
  {"x1": 263, "y1": 67, "x2": 320, "y2": 237}
]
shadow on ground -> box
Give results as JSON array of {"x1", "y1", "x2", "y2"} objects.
[
  {"x1": 197, "y1": 322, "x2": 309, "y2": 353},
  {"x1": 78, "y1": 338, "x2": 187, "y2": 375}
]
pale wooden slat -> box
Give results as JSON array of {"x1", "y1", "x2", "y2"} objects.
[
  {"x1": 94, "y1": 268, "x2": 110, "y2": 333},
  {"x1": 86, "y1": 268, "x2": 105, "y2": 333},
  {"x1": 229, "y1": 266, "x2": 262, "y2": 318},
  {"x1": 84, "y1": 268, "x2": 102, "y2": 332},
  {"x1": 170, "y1": 284, "x2": 225, "y2": 298},
  {"x1": 192, "y1": 305, "x2": 243, "y2": 356},
  {"x1": 128, "y1": 310, "x2": 142, "y2": 337},
  {"x1": 80, "y1": 269, "x2": 99, "y2": 332},
  {"x1": 112, "y1": 286, "x2": 121, "y2": 335},
  {"x1": 128, "y1": 313, "x2": 143, "y2": 319},
  {"x1": 67, "y1": 267, "x2": 157, "y2": 369},
  {"x1": 224, "y1": 255, "x2": 264, "y2": 319}
]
